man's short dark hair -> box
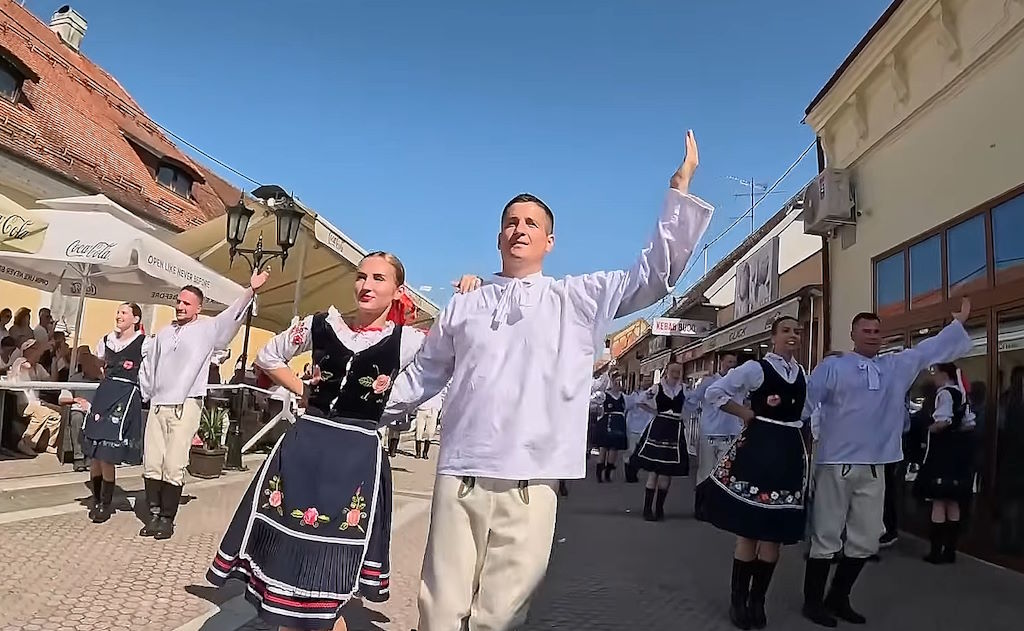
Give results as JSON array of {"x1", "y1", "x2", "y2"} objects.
[
  {"x1": 501, "y1": 193, "x2": 554, "y2": 234},
  {"x1": 181, "y1": 285, "x2": 205, "y2": 304},
  {"x1": 851, "y1": 311, "x2": 880, "y2": 328},
  {"x1": 1, "y1": 336, "x2": 14, "y2": 349},
  {"x1": 717, "y1": 350, "x2": 738, "y2": 360}
]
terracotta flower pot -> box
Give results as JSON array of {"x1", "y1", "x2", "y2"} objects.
[{"x1": 188, "y1": 446, "x2": 226, "y2": 479}]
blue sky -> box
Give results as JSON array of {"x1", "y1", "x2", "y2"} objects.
[{"x1": 27, "y1": 0, "x2": 890, "y2": 324}]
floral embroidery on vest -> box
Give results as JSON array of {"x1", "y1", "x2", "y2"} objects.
[
  {"x1": 358, "y1": 365, "x2": 393, "y2": 402},
  {"x1": 292, "y1": 506, "x2": 331, "y2": 527},
  {"x1": 261, "y1": 475, "x2": 285, "y2": 516},
  {"x1": 340, "y1": 485, "x2": 368, "y2": 533}
]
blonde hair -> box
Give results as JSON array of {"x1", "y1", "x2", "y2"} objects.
[{"x1": 361, "y1": 251, "x2": 406, "y2": 286}]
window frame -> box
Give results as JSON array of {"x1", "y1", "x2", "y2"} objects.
[
  {"x1": 156, "y1": 163, "x2": 194, "y2": 199},
  {"x1": 870, "y1": 184, "x2": 1024, "y2": 315},
  {"x1": 0, "y1": 56, "x2": 25, "y2": 103}
]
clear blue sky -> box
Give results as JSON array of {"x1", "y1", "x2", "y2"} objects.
[{"x1": 27, "y1": 0, "x2": 890, "y2": 322}]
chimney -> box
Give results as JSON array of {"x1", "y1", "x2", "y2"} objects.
[{"x1": 49, "y1": 5, "x2": 87, "y2": 51}]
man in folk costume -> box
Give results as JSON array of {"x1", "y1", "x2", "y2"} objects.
[
  {"x1": 386, "y1": 131, "x2": 713, "y2": 630},
  {"x1": 800, "y1": 298, "x2": 972, "y2": 627},
  {"x1": 138, "y1": 268, "x2": 268, "y2": 540},
  {"x1": 691, "y1": 350, "x2": 741, "y2": 485}
]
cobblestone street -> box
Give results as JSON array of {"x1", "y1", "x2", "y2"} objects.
[{"x1": 3, "y1": 450, "x2": 1024, "y2": 630}]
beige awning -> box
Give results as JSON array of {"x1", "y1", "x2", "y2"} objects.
[{"x1": 170, "y1": 205, "x2": 439, "y2": 332}]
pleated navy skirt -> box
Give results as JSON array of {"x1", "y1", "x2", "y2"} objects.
[
  {"x1": 631, "y1": 414, "x2": 689, "y2": 476},
  {"x1": 208, "y1": 414, "x2": 392, "y2": 630},
  {"x1": 82, "y1": 377, "x2": 143, "y2": 465},
  {"x1": 695, "y1": 419, "x2": 808, "y2": 544},
  {"x1": 914, "y1": 429, "x2": 975, "y2": 502}
]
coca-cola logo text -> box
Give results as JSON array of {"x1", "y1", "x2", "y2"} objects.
[
  {"x1": 1, "y1": 214, "x2": 34, "y2": 240},
  {"x1": 66, "y1": 240, "x2": 115, "y2": 260}
]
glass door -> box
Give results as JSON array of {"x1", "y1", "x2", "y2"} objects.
[{"x1": 995, "y1": 310, "x2": 1024, "y2": 565}]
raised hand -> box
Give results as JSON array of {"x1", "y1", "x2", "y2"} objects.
[
  {"x1": 953, "y1": 296, "x2": 971, "y2": 323},
  {"x1": 669, "y1": 130, "x2": 699, "y2": 195},
  {"x1": 251, "y1": 267, "x2": 271, "y2": 292},
  {"x1": 451, "y1": 275, "x2": 482, "y2": 294}
]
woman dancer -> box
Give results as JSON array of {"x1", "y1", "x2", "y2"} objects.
[
  {"x1": 208, "y1": 252, "x2": 425, "y2": 631},
  {"x1": 914, "y1": 362, "x2": 976, "y2": 564},
  {"x1": 592, "y1": 372, "x2": 628, "y2": 482},
  {"x1": 695, "y1": 316, "x2": 807, "y2": 629},
  {"x1": 83, "y1": 303, "x2": 146, "y2": 523},
  {"x1": 631, "y1": 360, "x2": 690, "y2": 521}
]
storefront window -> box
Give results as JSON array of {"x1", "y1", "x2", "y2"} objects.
[
  {"x1": 910, "y1": 235, "x2": 942, "y2": 309},
  {"x1": 992, "y1": 191, "x2": 1024, "y2": 284},
  {"x1": 996, "y1": 314, "x2": 1024, "y2": 560},
  {"x1": 946, "y1": 214, "x2": 987, "y2": 297},
  {"x1": 875, "y1": 252, "x2": 905, "y2": 317}
]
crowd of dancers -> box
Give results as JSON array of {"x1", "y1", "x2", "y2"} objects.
[{"x1": 67, "y1": 127, "x2": 980, "y2": 630}]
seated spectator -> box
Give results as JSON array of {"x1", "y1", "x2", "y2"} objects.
[
  {"x1": 0, "y1": 308, "x2": 11, "y2": 337},
  {"x1": 8, "y1": 340, "x2": 60, "y2": 456},
  {"x1": 60, "y1": 347, "x2": 102, "y2": 472},
  {"x1": 7, "y1": 308, "x2": 33, "y2": 346},
  {"x1": 0, "y1": 336, "x2": 19, "y2": 376},
  {"x1": 34, "y1": 307, "x2": 55, "y2": 343}
]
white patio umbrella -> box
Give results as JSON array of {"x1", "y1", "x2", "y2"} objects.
[{"x1": 0, "y1": 192, "x2": 245, "y2": 365}]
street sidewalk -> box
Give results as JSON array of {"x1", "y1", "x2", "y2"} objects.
[{"x1": 524, "y1": 472, "x2": 1024, "y2": 630}]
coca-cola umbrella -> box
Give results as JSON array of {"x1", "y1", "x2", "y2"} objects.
[{"x1": 0, "y1": 192, "x2": 245, "y2": 364}]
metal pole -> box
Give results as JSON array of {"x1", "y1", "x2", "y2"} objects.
[
  {"x1": 751, "y1": 178, "x2": 755, "y2": 233},
  {"x1": 703, "y1": 247, "x2": 708, "y2": 276},
  {"x1": 225, "y1": 249, "x2": 261, "y2": 472},
  {"x1": 291, "y1": 238, "x2": 308, "y2": 319}
]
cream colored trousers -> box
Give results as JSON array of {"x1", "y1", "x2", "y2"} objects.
[
  {"x1": 415, "y1": 408, "x2": 439, "y2": 442},
  {"x1": 21, "y1": 401, "x2": 62, "y2": 452},
  {"x1": 143, "y1": 399, "x2": 203, "y2": 486},
  {"x1": 418, "y1": 474, "x2": 558, "y2": 631},
  {"x1": 809, "y1": 463, "x2": 886, "y2": 559}
]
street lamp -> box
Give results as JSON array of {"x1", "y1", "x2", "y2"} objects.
[{"x1": 220, "y1": 185, "x2": 304, "y2": 470}]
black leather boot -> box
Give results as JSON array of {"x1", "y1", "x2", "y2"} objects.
[
  {"x1": 93, "y1": 479, "x2": 115, "y2": 524},
  {"x1": 89, "y1": 475, "x2": 103, "y2": 521},
  {"x1": 825, "y1": 557, "x2": 867, "y2": 624},
  {"x1": 942, "y1": 521, "x2": 960, "y2": 564},
  {"x1": 643, "y1": 488, "x2": 656, "y2": 521},
  {"x1": 155, "y1": 482, "x2": 183, "y2": 540},
  {"x1": 655, "y1": 488, "x2": 668, "y2": 521},
  {"x1": 801, "y1": 558, "x2": 838, "y2": 627},
  {"x1": 624, "y1": 460, "x2": 639, "y2": 483},
  {"x1": 923, "y1": 521, "x2": 944, "y2": 564},
  {"x1": 595, "y1": 463, "x2": 605, "y2": 483},
  {"x1": 422, "y1": 441, "x2": 430, "y2": 459},
  {"x1": 748, "y1": 559, "x2": 776, "y2": 629},
  {"x1": 729, "y1": 558, "x2": 753, "y2": 630},
  {"x1": 139, "y1": 478, "x2": 163, "y2": 537},
  {"x1": 558, "y1": 480, "x2": 569, "y2": 497},
  {"x1": 414, "y1": 440, "x2": 423, "y2": 459},
  {"x1": 604, "y1": 464, "x2": 615, "y2": 482}
]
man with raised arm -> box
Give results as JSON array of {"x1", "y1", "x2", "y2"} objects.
[{"x1": 386, "y1": 131, "x2": 713, "y2": 631}]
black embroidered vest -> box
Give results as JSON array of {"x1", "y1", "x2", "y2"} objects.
[
  {"x1": 655, "y1": 384, "x2": 685, "y2": 415},
  {"x1": 307, "y1": 313, "x2": 403, "y2": 422},
  {"x1": 749, "y1": 359, "x2": 805, "y2": 422},
  {"x1": 602, "y1": 392, "x2": 626, "y2": 418},
  {"x1": 103, "y1": 334, "x2": 145, "y2": 383}
]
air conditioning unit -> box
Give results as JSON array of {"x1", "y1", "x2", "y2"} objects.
[{"x1": 802, "y1": 169, "x2": 856, "y2": 236}]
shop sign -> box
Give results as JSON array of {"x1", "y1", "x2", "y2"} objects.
[
  {"x1": 652, "y1": 317, "x2": 713, "y2": 337},
  {"x1": 702, "y1": 297, "x2": 800, "y2": 353}
]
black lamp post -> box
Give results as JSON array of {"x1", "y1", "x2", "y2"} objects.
[{"x1": 221, "y1": 186, "x2": 304, "y2": 469}]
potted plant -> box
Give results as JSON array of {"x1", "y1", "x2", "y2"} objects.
[{"x1": 188, "y1": 406, "x2": 228, "y2": 479}]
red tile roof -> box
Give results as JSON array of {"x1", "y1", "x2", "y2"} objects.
[{"x1": 0, "y1": 1, "x2": 235, "y2": 230}]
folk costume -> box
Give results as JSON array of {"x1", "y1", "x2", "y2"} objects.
[
  {"x1": 590, "y1": 375, "x2": 629, "y2": 482},
  {"x1": 696, "y1": 354, "x2": 807, "y2": 630},
  {"x1": 690, "y1": 371, "x2": 745, "y2": 485},
  {"x1": 208, "y1": 307, "x2": 425, "y2": 630},
  {"x1": 801, "y1": 320, "x2": 971, "y2": 626},
  {"x1": 82, "y1": 329, "x2": 146, "y2": 521},
  {"x1": 385, "y1": 188, "x2": 714, "y2": 631},
  {"x1": 915, "y1": 379, "x2": 976, "y2": 563}
]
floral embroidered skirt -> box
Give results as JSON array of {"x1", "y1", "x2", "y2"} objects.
[
  {"x1": 914, "y1": 429, "x2": 975, "y2": 502},
  {"x1": 694, "y1": 420, "x2": 808, "y2": 544},
  {"x1": 593, "y1": 412, "x2": 629, "y2": 450},
  {"x1": 207, "y1": 414, "x2": 392, "y2": 630},
  {"x1": 82, "y1": 378, "x2": 142, "y2": 465},
  {"x1": 631, "y1": 415, "x2": 689, "y2": 476}
]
